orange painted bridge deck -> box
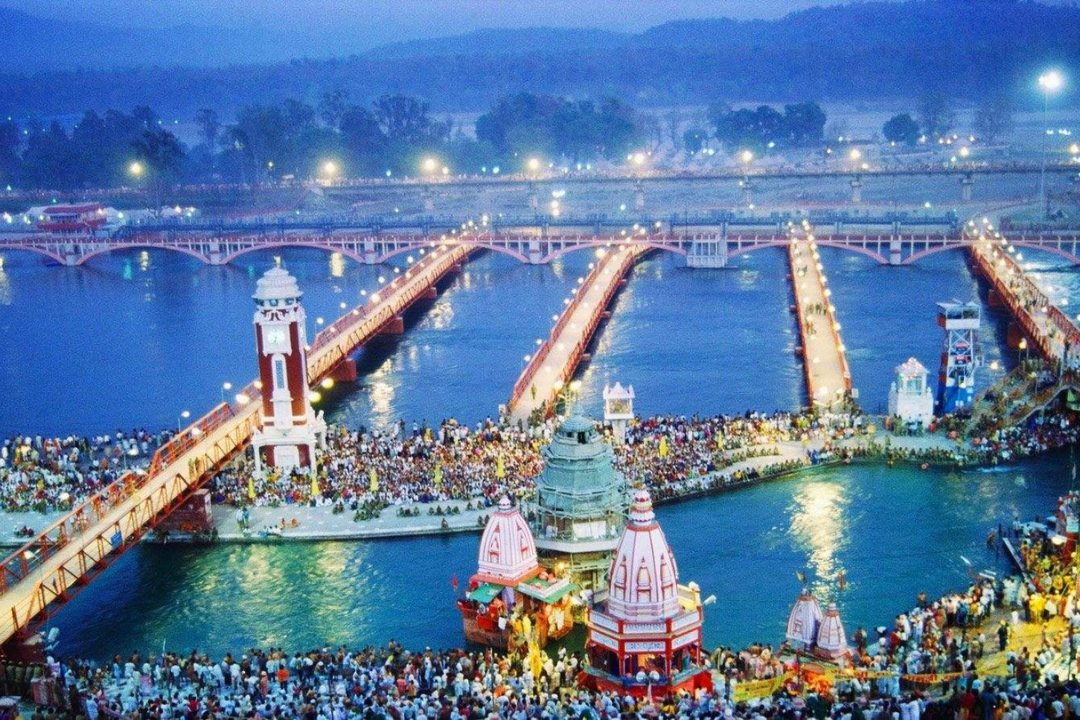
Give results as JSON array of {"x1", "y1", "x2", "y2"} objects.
[{"x1": 0, "y1": 244, "x2": 472, "y2": 650}]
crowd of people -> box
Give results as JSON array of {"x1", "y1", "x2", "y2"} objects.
[
  {"x1": 17, "y1": 520, "x2": 1080, "y2": 719},
  {"x1": 0, "y1": 430, "x2": 166, "y2": 516}
]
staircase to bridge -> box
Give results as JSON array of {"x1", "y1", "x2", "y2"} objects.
[{"x1": 0, "y1": 244, "x2": 472, "y2": 652}]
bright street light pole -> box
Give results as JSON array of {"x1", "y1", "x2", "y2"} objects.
[{"x1": 1038, "y1": 70, "x2": 1064, "y2": 217}]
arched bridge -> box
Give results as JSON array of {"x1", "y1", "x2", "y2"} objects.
[{"x1": 5, "y1": 229, "x2": 1080, "y2": 267}]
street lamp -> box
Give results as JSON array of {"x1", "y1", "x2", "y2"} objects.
[
  {"x1": 128, "y1": 161, "x2": 144, "y2": 179},
  {"x1": 739, "y1": 149, "x2": 754, "y2": 165},
  {"x1": 177, "y1": 410, "x2": 191, "y2": 433},
  {"x1": 526, "y1": 157, "x2": 541, "y2": 173},
  {"x1": 220, "y1": 381, "x2": 233, "y2": 403},
  {"x1": 1038, "y1": 69, "x2": 1065, "y2": 216}
]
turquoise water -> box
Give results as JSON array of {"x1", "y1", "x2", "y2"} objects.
[
  {"x1": 45, "y1": 457, "x2": 1068, "y2": 660},
  {"x1": 1, "y1": 242, "x2": 1078, "y2": 659}
]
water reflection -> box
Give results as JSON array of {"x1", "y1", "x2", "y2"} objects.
[{"x1": 787, "y1": 480, "x2": 849, "y2": 585}]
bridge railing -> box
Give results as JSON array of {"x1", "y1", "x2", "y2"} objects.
[{"x1": 0, "y1": 402, "x2": 241, "y2": 597}]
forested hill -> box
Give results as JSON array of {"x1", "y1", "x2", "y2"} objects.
[{"x1": 2, "y1": 0, "x2": 1078, "y2": 117}]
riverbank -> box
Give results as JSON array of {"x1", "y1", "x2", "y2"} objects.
[{"x1": 0, "y1": 428, "x2": 969, "y2": 547}]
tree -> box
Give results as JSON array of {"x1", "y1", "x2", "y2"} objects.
[
  {"x1": 131, "y1": 128, "x2": 184, "y2": 210},
  {"x1": 683, "y1": 127, "x2": 708, "y2": 154},
  {"x1": 319, "y1": 90, "x2": 350, "y2": 130},
  {"x1": 919, "y1": 93, "x2": 955, "y2": 139},
  {"x1": 373, "y1": 95, "x2": 432, "y2": 144},
  {"x1": 782, "y1": 102, "x2": 827, "y2": 145},
  {"x1": 194, "y1": 108, "x2": 220, "y2": 149},
  {"x1": 0, "y1": 120, "x2": 18, "y2": 186},
  {"x1": 973, "y1": 93, "x2": 1014, "y2": 144},
  {"x1": 882, "y1": 113, "x2": 920, "y2": 145}
]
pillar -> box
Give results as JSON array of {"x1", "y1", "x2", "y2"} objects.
[
  {"x1": 960, "y1": 174, "x2": 974, "y2": 203},
  {"x1": 207, "y1": 241, "x2": 224, "y2": 265},
  {"x1": 633, "y1": 180, "x2": 645, "y2": 211},
  {"x1": 889, "y1": 237, "x2": 902, "y2": 265},
  {"x1": 330, "y1": 358, "x2": 358, "y2": 382},
  {"x1": 850, "y1": 177, "x2": 863, "y2": 204},
  {"x1": 528, "y1": 239, "x2": 544, "y2": 265},
  {"x1": 381, "y1": 315, "x2": 405, "y2": 335},
  {"x1": 686, "y1": 239, "x2": 727, "y2": 268},
  {"x1": 528, "y1": 182, "x2": 539, "y2": 212},
  {"x1": 422, "y1": 187, "x2": 435, "y2": 213}
]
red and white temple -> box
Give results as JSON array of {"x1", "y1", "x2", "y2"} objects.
[
  {"x1": 581, "y1": 489, "x2": 711, "y2": 697},
  {"x1": 250, "y1": 266, "x2": 326, "y2": 474},
  {"x1": 458, "y1": 497, "x2": 576, "y2": 650}
]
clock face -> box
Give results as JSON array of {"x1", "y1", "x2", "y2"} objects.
[{"x1": 265, "y1": 327, "x2": 288, "y2": 349}]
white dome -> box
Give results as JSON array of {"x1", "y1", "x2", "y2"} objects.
[
  {"x1": 476, "y1": 497, "x2": 539, "y2": 585},
  {"x1": 254, "y1": 266, "x2": 302, "y2": 303},
  {"x1": 605, "y1": 489, "x2": 680, "y2": 621},
  {"x1": 815, "y1": 603, "x2": 850, "y2": 659},
  {"x1": 786, "y1": 591, "x2": 823, "y2": 649}
]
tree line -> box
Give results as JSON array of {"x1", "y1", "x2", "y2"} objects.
[{"x1": 0, "y1": 92, "x2": 645, "y2": 191}]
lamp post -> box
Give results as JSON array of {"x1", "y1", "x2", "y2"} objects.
[
  {"x1": 177, "y1": 410, "x2": 191, "y2": 433},
  {"x1": 1038, "y1": 70, "x2": 1065, "y2": 217}
]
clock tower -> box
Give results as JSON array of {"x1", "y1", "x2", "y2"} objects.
[{"x1": 250, "y1": 265, "x2": 326, "y2": 475}]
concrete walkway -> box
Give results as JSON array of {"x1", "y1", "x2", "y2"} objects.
[
  {"x1": 509, "y1": 246, "x2": 644, "y2": 423},
  {"x1": 789, "y1": 237, "x2": 852, "y2": 408}
]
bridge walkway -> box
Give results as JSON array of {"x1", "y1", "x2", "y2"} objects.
[
  {"x1": 508, "y1": 246, "x2": 646, "y2": 424},
  {"x1": 0, "y1": 244, "x2": 472, "y2": 650},
  {"x1": 788, "y1": 231, "x2": 853, "y2": 409}
]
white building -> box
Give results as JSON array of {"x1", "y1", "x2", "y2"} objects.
[{"x1": 887, "y1": 357, "x2": 934, "y2": 425}]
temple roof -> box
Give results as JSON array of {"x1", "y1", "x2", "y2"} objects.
[
  {"x1": 786, "y1": 590, "x2": 823, "y2": 649},
  {"x1": 475, "y1": 496, "x2": 540, "y2": 586},
  {"x1": 604, "y1": 489, "x2": 682, "y2": 621},
  {"x1": 254, "y1": 266, "x2": 303, "y2": 303}
]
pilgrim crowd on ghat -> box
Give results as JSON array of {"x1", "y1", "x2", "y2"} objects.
[
  {"x1": 15, "y1": 486, "x2": 1080, "y2": 720},
  {"x1": 3, "y1": 407, "x2": 1080, "y2": 520}
]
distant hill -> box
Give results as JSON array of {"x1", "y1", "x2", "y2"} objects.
[{"x1": 1, "y1": 1, "x2": 1077, "y2": 117}]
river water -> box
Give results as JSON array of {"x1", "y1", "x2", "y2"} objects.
[{"x1": 1, "y1": 226, "x2": 1079, "y2": 659}]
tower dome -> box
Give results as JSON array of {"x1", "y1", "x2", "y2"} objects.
[
  {"x1": 476, "y1": 497, "x2": 540, "y2": 585},
  {"x1": 253, "y1": 266, "x2": 302, "y2": 304},
  {"x1": 814, "y1": 603, "x2": 850, "y2": 659},
  {"x1": 605, "y1": 489, "x2": 680, "y2": 621},
  {"x1": 785, "y1": 590, "x2": 824, "y2": 650}
]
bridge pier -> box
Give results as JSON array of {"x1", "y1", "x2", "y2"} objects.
[
  {"x1": 528, "y1": 240, "x2": 544, "y2": 265},
  {"x1": 686, "y1": 238, "x2": 727, "y2": 268},
  {"x1": 207, "y1": 241, "x2": 224, "y2": 265},
  {"x1": 633, "y1": 180, "x2": 645, "y2": 211},
  {"x1": 960, "y1": 174, "x2": 974, "y2": 203},
  {"x1": 850, "y1": 177, "x2": 863, "y2": 204},
  {"x1": 330, "y1": 358, "x2": 358, "y2": 382},
  {"x1": 889, "y1": 238, "x2": 902, "y2": 265},
  {"x1": 380, "y1": 315, "x2": 405, "y2": 335}
]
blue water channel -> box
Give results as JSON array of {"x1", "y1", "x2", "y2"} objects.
[{"x1": 0, "y1": 240, "x2": 1078, "y2": 659}]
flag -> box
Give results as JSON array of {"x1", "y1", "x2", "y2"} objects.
[
  {"x1": 659, "y1": 436, "x2": 669, "y2": 458},
  {"x1": 451, "y1": 574, "x2": 459, "y2": 591},
  {"x1": 247, "y1": 477, "x2": 256, "y2": 501},
  {"x1": 496, "y1": 456, "x2": 506, "y2": 479},
  {"x1": 434, "y1": 464, "x2": 443, "y2": 486},
  {"x1": 796, "y1": 570, "x2": 807, "y2": 584},
  {"x1": 369, "y1": 468, "x2": 379, "y2": 493},
  {"x1": 838, "y1": 569, "x2": 846, "y2": 591}
]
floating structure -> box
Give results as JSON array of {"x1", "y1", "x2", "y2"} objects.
[
  {"x1": 935, "y1": 301, "x2": 980, "y2": 414},
  {"x1": 250, "y1": 266, "x2": 327, "y2": 474},
  {"x1": 530, "y1": 416, "x2": 629, "y2": 594},
  {"x1": 888, "y1": 357, "x2": 934, "y2": 425},
  {"x1": 602, "y1": 382, "x2": 635, "y2": 444},
  {"x1": 458, "y1": 497, "x2": 576, "y2": 651},
  {"x1": 581, "y1": 489, "x2": 712, "y2": 697}
]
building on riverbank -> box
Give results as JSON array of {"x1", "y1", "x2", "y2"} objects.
[{"x1": 529, "y1": 415, "x2": 629, "y2": 593}]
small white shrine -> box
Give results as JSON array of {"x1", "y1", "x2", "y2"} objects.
[
  {"x1": 887, "y1": 357, "x2": 934, "y2": 425},
  {"x1": 602, "y1": 382, "x2": 635, "y2": 443}
]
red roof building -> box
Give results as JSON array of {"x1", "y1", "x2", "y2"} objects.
[{"x1": 37, "y1": 203, "x2": 107, "y2": 234}]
